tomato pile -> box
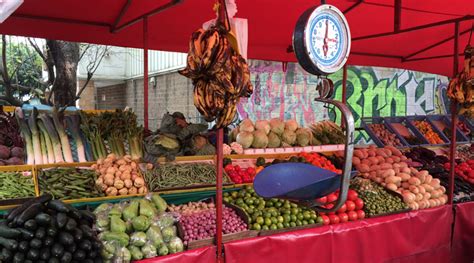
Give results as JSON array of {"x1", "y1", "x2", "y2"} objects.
[
  {"x1": 316, "y1": 189, "x2": 365, "y2": 225},
  {"x1": 445, "y1": 160, "x2": 474, "y2": 184},
  {"x1": 224, "y1": 164, "x2": 256, "y2": 184},
  {"x1": 298, "y1": 152, "x2": 341, "y2": 173}
]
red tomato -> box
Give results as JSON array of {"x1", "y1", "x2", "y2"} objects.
[
  {"x1": 320, "y1": 215, "x2": 330, "y2": 225},
  {"x1": 347, "y1": 190, "x2": 358, "y2": 201},
  {"x1": 338, "y1": 212, "x2": 349, "y2": 223},
  {"x1": 327, "y1": 193, "x2": 338, "y2": 203},
  {"x1": 347, "y1": 211, "x2": 358, "y2": 221},
  {"x1": 328, "y1": 214, "x2": 340, "y2": 225},
  {"x1": 234, "y1": 165, "x2": 241, "y2": 172},
  {"x1": 336, "y1": 204, "x2": 347, "y2": 213},
  {"x1": 224, "y1": 164, "x2": 234, "y2": 172},
  {"x1": 325, "y1": 203, "x2": 336, "y2": 215},
  {"x1": 345, "y1": 200, "x2": 356, "y2": 211},
  {"x1": 354, "y1": 199, "x2": 364, "y2": 210},
  {"x1": 357, "y1": 210, "x2": 365, "y2": 219},
  {"x1": 316, "y1": 196, "x2": 328, "y2": 204}
]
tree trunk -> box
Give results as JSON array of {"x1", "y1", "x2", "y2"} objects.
[{"x1": 46, "y1": 40, "x2": 80, "y2": 107}]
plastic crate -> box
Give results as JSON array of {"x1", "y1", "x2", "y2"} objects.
[
  {"x1": 458, "y1": 115, "x2": 474, "y2": 141},
  {"x1": 384, "y1": 117, "x2": 429, "y2": 147},
  {"x1": 426, "y1": 115, "x2": 470, "y2": 144},
  {"x1": 361, "y1": 117, "x2": 408, "y2": 148},
  {"x1": 407, "y1": 116, "x2": 449, "y2": 146}
]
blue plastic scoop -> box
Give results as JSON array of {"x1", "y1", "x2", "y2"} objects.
[{"x1": 253, "y1": 163, "x2": 342, "y2": 200}]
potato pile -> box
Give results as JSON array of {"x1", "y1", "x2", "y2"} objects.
[
  {"x1": 353, "y1": 146, "x2": 447, "y2": 210},
  {"x1": 368, "y1": 124, "x2": 403, "y2": 147},
  {"x1": 93, "y1": 154, "x2": 148, "y2": 196}
]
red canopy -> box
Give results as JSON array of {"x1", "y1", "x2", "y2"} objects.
[{"x1": 1, "y1": 0, "x2": 473, "y2": 76}]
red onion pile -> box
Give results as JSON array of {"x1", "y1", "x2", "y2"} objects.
[{"x1": 180, "y1": 206, "x2": 247, "y2": 244}]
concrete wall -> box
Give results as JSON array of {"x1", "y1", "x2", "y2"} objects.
[
  {"x1": 96, "y1": 83, "x2": 127, "y2": 110},
  {"x1": 77, "y1": 79, "x2": 96, "y2": 110}
]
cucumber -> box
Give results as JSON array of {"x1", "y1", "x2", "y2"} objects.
[
  {"x1": 35, "y1": 213, "x2": 52, "y2": 226},
  {"x1": 0, "y1": 236, "x2": 18, "y2": 250},
  {"x1": 47, "y1": 200, "x2": 70, "y2": 213},
  {"x1": 48, "y1": 258, "x2": 60, "y2": 263},
  {"x1": 0, "y1": 224, "x2": 21, "y2": 238},
  {"x1": 18, "y1": 240, "x2": 29, "y2": 252},
  {"x1": 51, "y1": 243, "x2": 65, "y2": 258},
  {"x1": 58, "y1": 232, "x2": 74, "y2": 246},
  {"x1": 15, "y1": 203, "x2": 43, "y2": 226},
  {"x1": 40, "y1": 247, "x2": 51, "y2": 260},
  {"x1": 35, "y1": 227, "x2": 46, "y2": 239},
  {"x1": 6, "y1": 194, "x2": 52, "y2": 223},
  {"x1": 30, "y1": 238, "x2": 42, "y2": 249},
  {"x1": 66, "y1": 243, "x2": 77, "y2": 253},
  {"x1": 67, "y1": 205, "x2": 82, "y2": 221},
  {"x1": 73, "y1": 228, "x2": 83, "y2": 241},
  {"x1": 26, "y1": 248, "x2": 39, "y2": 260},
  {"x1": 56, "y1": 213, "x2": 68, "y2": 229},
  {"x1": 13, "y1": 252, "x2": 25, "y2": 263},
  {"x1": 60, "y1": 251, "x2": 72, "y2": 263},
  {"x1": 43, "y1": 236, "x2": 54, "y2": 247},
  {"x1": 73, "y1": 249, "x2": 86, "y2": 260},
  {"x1": 80, "y1": 210, "x2": 95, "y2": 225},
  {"x1": 47, "y1": 226, "x2": 57, "y2": 237},
  {"x1": 24, "y1": 219, "x2": 38, "y2": 231},
  {"x1": 79, "y1": 239, "x2": 92, "y2": 251},
  {"x1": 1, "y1": 247, "x2": 12, "y2": 261},
  {"x1": 80, "y1": 224, "x2": 94, "y2": 238},
  {"x1": 65, "y1": 218, "x2": 77, "y2": 231},
  {"x1": 18, "y1": 228, "x2": 34, "y2": 240}
]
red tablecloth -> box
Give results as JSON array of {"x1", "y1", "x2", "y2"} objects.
[
  {"x1": 224, "y1": 205, "x2": 453, "y2": 263},
  {"x1": 453, "y1": 202, "x2": 474, "y2": 263},
  {"x1": 137, "y1": 246, "x2": 216, "y2": 263}
]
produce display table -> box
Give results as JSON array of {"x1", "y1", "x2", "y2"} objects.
[
  {"x1": 453, "y1": 201, "x2": 474, "y2": 263},
  {"x1": 137, "y1": 246, "x2": 216, "y2": 263},
  {"x1": 224, "y1": 205, "x2": 452, "y2": 263}
]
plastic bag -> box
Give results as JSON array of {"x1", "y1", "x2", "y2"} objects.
[
  {"x1": 161, "y1": 226, "x2": 176, "y2": 242},
  {"x1": 122, "y1": 200, "x2": 139, "y2": 221},
  {"x1": 109, "y1": 204, "x2": 123, "y2": 217},
  {"x1": 94, "y1": 203, "x2": 113, "y2": 215},
  {"x1": 128, "y1": 245, "x2": 144, "y2": 260},
  {"x1": 167, "y1": 237, "x2": 184, "y2": 254},
  {"x1": 146, "y1": 225, "x2": 164, "y2": 248},
  {"x1": 158, "y1": 245, "x2": 169, "y2": 256},
  {"x1": 110, "y1": 216, "x2": 127, "y2": 233},
  {"x1": 139, "y1": 199, "x2": 156, "y2": 218},
  {"x1": 132, "y1": 215, "x2": 151, "y2": 231},
  {"x1": 141, "y1": 242, "x2": 157, "y2": 259},
  {"x1": 95, "y1": 212, "x2": 110, "y2": 232},
  {"x1": 100, "y1": 231, "x2": 130, "y2": 247},
  {"x1": 154, "y1": 213, "x2": 175, "y2": 229},
  {"x1": 149, "y1": 193, "x2": 167, "y2": 213},
  {"x1": 130, "y1": 232, "x2": 147, "y2": 247}
]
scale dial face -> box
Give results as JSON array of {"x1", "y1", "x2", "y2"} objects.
[{"x1": 303, "y1": 5, "x2": 351, "y2": 74}]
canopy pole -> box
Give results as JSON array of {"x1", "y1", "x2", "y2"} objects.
[
  {"x1": 143, "y1": 17, "x2": 149, "y2": 130},
  {"x1": 215, "y1": 128, "x2": 224, "y2": 263},
  {"x1": 394, "y1": 0, "x2": 401, "y2": 32},
  {"x1": 341, "y1": 65, "x2": 348, "y2": 127},
  {"x1": 448, "y1": 21, "x2": 459, "y2": 205}
]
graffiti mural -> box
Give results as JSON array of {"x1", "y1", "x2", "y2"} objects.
[{"x1": 237, "y1": 60, "x2": 450, "y2": 141}]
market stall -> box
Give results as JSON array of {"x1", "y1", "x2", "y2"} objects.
[{"x1": 0, "y1": 0, "x2": 473, "y2": 262}]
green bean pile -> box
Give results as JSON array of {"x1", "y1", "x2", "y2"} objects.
[
  {"x1": 38, "y1": 167, "x2": 104, "y2": 200},
  {"x1": 144, "y1": 163, "x2": 231, "y2": 191},
  {"x1": 0, "y1": 171, "x2": 35, "y2": 199}
]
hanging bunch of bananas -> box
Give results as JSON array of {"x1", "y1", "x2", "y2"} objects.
[
  {"x1": 448, "y1": 45, "x2": 474, "y2": 117},
  {"x1": 179, "y1": 23, "x2": 253, "y2": 128}
]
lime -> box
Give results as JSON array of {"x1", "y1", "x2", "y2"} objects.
[
  {"x1": 245, "y1": 193, "x2": 252, "y2": 199},
  {"x1": 316, "y1": 216, "x2": 324, "y2": 224},
  {"x1": 290, "y1": 203, "x2": 298, "y2": 208},
  {"x1": 271, "y1": 217, "x2": 278, "y2": 224},
  {"x1": 254, "y1": 210, "x2": 262, "y2": 217},
  {"x1": 262, "y1": 225, "x2": 269, "y2": 230},
  {"x1": 291, "y1": 208, "x2": 299, "y2": 215},
  {"x1": 283, "y1": 202, "x2": 291, "y2": 209},
  {"x1": 277, "y1": 222, "x2": 284, "y2": 229},
  {"x1": 302, "y1": 220, "x2": 308, "y2": 225},
  {"x1": 223, "y1": 197, "x2": 230, "y2": 203},
  {"x1": 271, "y1": 210, "x2": 278, "y2": 217},
  {"x1": 266, "y1": 201, "x2": 274, "y2": 207},
  {"x1": 303, "y1": 211, "x2": 311, "y2": 220},
  {"x1": 264, "y1": 212, "x2": 272, "y2": 218},
  {"x1": 311, "y1": 213, "x2": 317, "y2": 220},
  {"x1": 275, "y1": 201, "x2": 282, "y2": 208},
  {"x1": 256, "y1": 217, "x2": 264, "y2": 225},
  {"x1": 258, "y1": 205, "x2": 266, "y2": 210},
  {"x1": 297, "y1": 213, "x2": 304, "y2": 221},
  {"x1": 283, "y1": 222, "x2": 290, "y2": 228},
  {"x1": 245, "y1": 198, "x2": 254, "y2": 205},
  {"x1": 265, "y1": 218, "x2": 272, "y2": 226},
  {"x1": 283, "y1": 214, "x2": 291, "y2": 223},
  {"x1": 296, "y1": 220, "x2": 302, "y2": 226},
  {"x1": 277, "y1": 216, "x2": 284, "y2": 223},
  {"x1": 270, "y1": 224, "x2": 278, "y2": 230},
  {"x1": 290, "y1": 222, "x2": 296, "y2": 227},
  {"x1": 283, "y1": 209, "x2": 291, "y2": 215},
  {"x1": 239, "y1": 190, "x2": 246, "y2": 198},
  {"x1": 236, "y1": 198, "x2": 244, "y2": 204},
  {"x1": 290, "y1": 215, "x2": 297, "y2": 222},
  {"x1": 308, "y1": 219, "x2": 315, "y2": 224},
  {"x1": 247, "y1": 208, "x2": 255, "y2": 215},
  {"x1": 224, "y1": 192, "x2": 230, "y2": 197},
  {"x1": 252, "y1": 223, "x2": 261, "y2": 230},
  {"x1": 253, "y1": 199, "x2": 260, "y2": 206},
  {"x1": 231, "y1": 192, "x2": 238, "y2": 199},
  {"x1": 271, "y1": 198, "x2": 278, "y2": 203}
]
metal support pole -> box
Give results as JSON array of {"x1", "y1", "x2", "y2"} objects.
[
  {"x1": 143, "y1": 17, "x2": 149, "y2": 130},
  {"x1": 448, "y1": 21, "x2": 459, "y2": 205},
  {"x1": 341, "y1": 65, "x2": 348, "y2": 127},
  {"x1": 215, "y1": 128, "x2": 224, "y2": 262},
  {"x1": 394, "y1": 0, "x2": 402, "y2": 32}
]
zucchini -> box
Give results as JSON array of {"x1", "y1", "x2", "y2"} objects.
[
  {"x1": 35, "y1": 227, "x2": 46, "y2": 239},
  {"x1": 48, "y1": 258, "x2": 60, "y2": 263},
  {"x1": 79, "y1": 239, "x2": 92, "y2": 251},
  {"x1": 51, "y1": 243, "x2": 65, "y2": 257},
  {"x1": 40, "y1": 247, "x2": 51, "y2": 260},
  {"x1": 18, "y1": 240, "x2": 29, "y2": 252},
  {"x1": 15, "y1": 203, "x2": 43, "y2": 226},
  {"x1": 24, "y1": 219, "x2": 38, "y2": 231},
  {"x1": 73, "y1": 249, "x2": 86, "y2": 260},
  {"x1": 18, "y1": 228, "x2": 34, "y2": 240},
  {"x1": 73, "y1": 228, "x2": 83, "y2": 241},
  {"x1": 1, "y1": 247, "x2": 12, "y2": 261},
  {"x1": 65, "y1": 218, "x2": 77, "y2": 232},
  {"x1": 26, "y1": 248, "x2": 40, "y2": 260},
  {"x1": 60, "y1": 251, "x2": 72, "y2": 263},
  {"x1": 58, "y1": 232, "x2": 74, "y2": 246},
  {"x1": 80, "y1": 210, "x2": 95, "y2": 225},
  {"x1": 35, "y1": 213, "x2": 52, "y2": 226},
  {"x1": 0, "y1": 236, "x2": 18, "y2": 250},
  {"x1": 13, "y1": 252, "x2": 25, "y2": 263},
  {"x1": 56, "y1": 213, "x2": 68, "y2": 229},
  {"x1": 43, "y1": 236, "x2": 54, "y2": 247},
  {"x1": 6, "y1": 194, "x2": 52, "y2": 223},
  {"x1": 47, "y1": 200, "x2": 70, "y2": 213},
  {"x1": 80, "y1": 224, "x2": 94, "y2": 238},
  {"x1": 0, "y1": 224, "x2": 21, "y2": 238},
  {"x1": 30, "y1": 238, "x2": 42, "y2": 249}
]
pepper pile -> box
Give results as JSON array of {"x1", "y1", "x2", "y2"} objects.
[{"x1": 413, "y1": 121, "x2": 444, "y2": 144}]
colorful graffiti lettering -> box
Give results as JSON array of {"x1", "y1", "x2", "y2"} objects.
[{"x1": 237, "y1": 60, "x2": 449, "y2": 142}]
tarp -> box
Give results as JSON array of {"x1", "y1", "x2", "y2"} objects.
[
  {"x1": 453, "y1": 201, "x2": 474, "y2": 263},
  {"x1": 1, "y1": 0, "x2": 473, "y2": 76}
]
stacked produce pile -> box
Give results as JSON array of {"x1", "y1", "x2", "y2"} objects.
[
  {"x1": 0, "y1": 195, "x2": 101, "y2": 262},
  {"x1": 38, "y1": 168, "x2": 103, "y2": 200},
  {"x1": 169, "y1": 201, "x2": 247, "y2": 245},
  {"x1": 350, "y1": 177, "x2": 408, "y2": 217},
  {"x1": 316, "y1": 189, "x2": 365, "y2": 225},
  {"x1": 456, "y1": 144, "x2": 474, "y2": 162},
  {"x1": 353, "y1": 146, "x2": 447, "y2": 210},
  {"x1": 81, "y1": 109, "x2": 143, "y2": 160},
  {"x1": 447, "y1": 45, "x2": 474, "y2": 117},
  {"x1": 224, "y1": 163, "x2": 256, "y2": 184},
  {"x1": 224, "y1": 186, "x2": 318, "y2": 231},
  {"x1": 16, "y1": 107, "x2": 86, "y2": 165},
  {"x1": 93, "y1": 154, "x2": 148, "y2": 197},
  {"x1": 231, "y1": 118, "x2": 312, "y2": 149},
  {"x1": 413, "y1": 120, "x2": 444, "y2": 144},
  {"x1": 144, "y1": 163, "x2": 231, "y2": 191},
  {"x1": 456, "y1": 120, "x2": 472, "y2": 139},
  {"x1": 368, "y1": 123, "x2": 403, "y2": 147},
  {"x1": 445, "y1": 160, "x2": 474, "y2": 185},
  {"x1": 0, "y1": 171, "x2": 35, "y2": 200},
  {"x1": 0, "y1": 108, "x2": 24, "y2": 166},
  {"x1": 95, "y1": 194, "x2": 184, "y2": 261},
  {"x1": 310, "y1": 121, "x2": 345, "y2": 145},
  {"x1": 179, "y1": 21, "x2": 253, "y2": 128},
  {"x1": 254, "y1": 153, "x2": 341, "y2": 174},
  {"x1": 404, "y1": 147, "x2": 448, "y2": 173}
]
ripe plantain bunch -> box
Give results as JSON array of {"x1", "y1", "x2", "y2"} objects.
[
  {"x1": 448, "y1": 45, "x2": 474, "y2": 118},
  {"x1": 179, "y1": 24, "x2": 253, "y2": 128}
]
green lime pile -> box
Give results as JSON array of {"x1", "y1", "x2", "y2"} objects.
[{"x1": 224, "y1": 186, "x2": 318, "y2": 231}]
